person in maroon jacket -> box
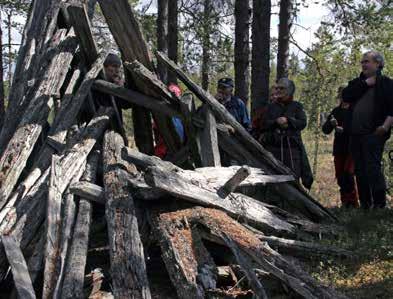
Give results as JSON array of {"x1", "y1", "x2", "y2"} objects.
[{"x1": 322, "y1": 87, "x2": 359, "y2": 208}]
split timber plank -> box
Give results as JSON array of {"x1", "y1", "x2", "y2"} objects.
[
  {"x1": 69, "y1": 181, "x2": 105, "y2": 205},
  {"x1": 103, "y1": 131, "x2": 151, "y2": 299},
  {"x1": 67, "y1": 0, "x2": 98, "y2": 65},
  {"x1": 0, "y1": 30, "x2": 78, "y2": 211},
  {"x1": 144, "y1": 166, "x2": 296, "y2": 235},
  {"x1": 179, "y1": 94, "x2": 202, "y2": 167},
  {"x1": 97, "y1": 0, "x2": 153, "y2": 70},
  {"x1": 1, "y1": 56, "x2": 103, "y2": 229},
  {"x1": 2, "y1": 234, "x2": 36, "y2": 299},
  {"x1": 0, "y1": 1, "x2": 61, "y2": 156},
  {"x1": 43, "y1": 156, "x2": 87, "y2": 299},
  {"x1": 42, "y1": 155, "x2": 65, "y2": 299},
  {"x1": 198, "y1": 106, "x2": 221, "y2": 167},
  {"x1": 0, "y1": 108, "x2": 114, "y2": 281},
  {"x1": 61, "y1": 151, "x2": 100, "y2": 299}
]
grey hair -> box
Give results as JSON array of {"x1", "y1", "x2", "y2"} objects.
[
  {"x1": 277, "y1": 78, "x2": 296, "y2": 97},
  {"x1": 363, "y1": 50, "x2": 385, "y2": 70}
]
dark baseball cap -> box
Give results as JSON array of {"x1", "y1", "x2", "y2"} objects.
[
  {"x1": 217, "y1": 77, "x2": 234, "y2": 88},
  {"x1": 104, "y1": 53, "x2": 122, "y2": 67}
]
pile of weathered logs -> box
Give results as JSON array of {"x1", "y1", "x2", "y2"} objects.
[{"x1": 0, "y1": 1, "x2": 349, "y2": 298}]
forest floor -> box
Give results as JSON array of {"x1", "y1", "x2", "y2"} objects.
[{"x1": 304, "y1": 134, "x2": 393, "y2": 299}]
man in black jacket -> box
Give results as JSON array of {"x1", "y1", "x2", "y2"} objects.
[{"x1": 342, "y1": 51, "x2": 393, "y2": 209}]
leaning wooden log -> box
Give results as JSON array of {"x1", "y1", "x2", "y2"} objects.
[
  {"x1": 43, "y1": 155, "x2": 84, "y2": 299},
  {"x1": 124, "y1": 61, "x2": 180, "y2": 107},
  {"x1": 0, "y1": 56, "x2": 101, "y2": 230},
  {"x1": 144, "y1": 166, "x2": 296, "y2": 235},
  {"x1": 103, "y1": 131, "x2": 152, "y2": 299},
  {"x1": 92, "y1": 80, "x2": 181, "y2": 118},
  {"x1": 168, "y1": 207, "x2": 347, "y2": 299},
  {"x1": 0, "y1": 0, "x2": 61, "y2": 156},
  {"x1": 125, "y1": 61, "x2": 182, "y2": 155},
  {"x1": 97, "y1": 0, "x2": 153, "y2": 70},
  {"x1": 61, "y1": 150, "x2": 100, "y2": 299},
  {"x1": 179, "y1": 94, "x2": 202, "y2": 167},
  {"x1": 98, "y1": 0, "x2": 154, "y2": 155},
  {"x1": 1, "y1": 234, "x2": 36, "y2": 299},
  {"x1": 0, "y1": 29, "x2": 78, "y2": 211},
  {"x1": 48, "y1": 53, "x2": 107, "y2": 148},
  {"x1": 198, "y1": 106, "x2": 221, "y2": 167},
  {"x1": 67, "y1": 0, "x2": 98, "y2": 65},
  {"x1": 255, "y1": 234, "x2": 351, "y2": 259},
  {"x1": 150, "y1": 206, "x2": 218, "y2": 299},
  {"x1": 0, "y1": 108, "x2": 114, "y2": 281},
  {"x1": 219, "y1": 233, "x2": 268, "y2": 299},
  {"x1": 122, "y1": 147, "x2": 293, "y2": 188}
]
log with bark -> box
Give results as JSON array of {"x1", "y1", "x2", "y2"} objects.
[
  {"x1": 103, "y1": 131, "x2": 151, "y2": 299},
  {"x1": 152, "y1": 206, "x2": 347, "y2": 299}
]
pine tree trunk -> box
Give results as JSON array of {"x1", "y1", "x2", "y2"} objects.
[
  {"x1": 167, "y1": 0, "x2": 178, "y2": 84},
  {"x1": 251, "y1": 0, "x2": 271, "y2": 116},
  {"x1": 157, "y1": 0, "x2": 168, "y2": 83},
  {"x1": 201, "y1": 0, "x2": 211, "y2": 91},
  {"x1": 7, "y1": 10, "x2": 12, "y2": 87},
  {"x1": 277, "y1": 0, "x2": 292, "y2": 80},
  {"x1": 0, "y1": 12, "x2": 4, "y2": 130},
  {"x1": 234, "y1": 0, "x2": 251, "y2": 103}
]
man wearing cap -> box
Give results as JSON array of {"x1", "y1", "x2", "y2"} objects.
[
  {"x1": 215, "y1": 78, "x2": 251, "y2": 131},
  {"x1": 78, "y1": 53, "x2": 132, "y2": 131},
  {"x1": 342, "y1": 50, "x2": 393, "y2": 209},
  {"x1": 262, "y1": 78, "x2": 312, "y2": 189}
]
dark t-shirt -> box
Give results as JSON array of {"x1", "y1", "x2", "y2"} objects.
[{"x1": 351, "y1": 87, "x2": 375, "y2": 135}]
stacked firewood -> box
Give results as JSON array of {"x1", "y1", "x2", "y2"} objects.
[{"x1": 0, "y1": 1, "x2": 349, "y2": 298}]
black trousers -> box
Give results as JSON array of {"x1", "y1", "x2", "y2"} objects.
[{"x1": 351, "y1": 134, "x2": 387, "y2": 209}]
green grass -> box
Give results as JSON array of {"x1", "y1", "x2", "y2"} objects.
[{"x1": 302, "y1": 132, "x2": 393, "y2": 298}]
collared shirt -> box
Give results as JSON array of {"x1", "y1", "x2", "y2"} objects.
[{"x1": 223, "y1": 96, "x2": 251, "y2": 130}]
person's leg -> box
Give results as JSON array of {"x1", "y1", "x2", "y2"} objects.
[
  {"x1": 363, "y1": 134, "x2": 387, "y2": 208},
  {"x1": 342, "y1": 155, "x2": 359, "y2": 207},
  {"x1": 351, "y1": 136, "x2": 372, "y2": 209},
  {"x1": 334, "y1": 154, "x2": 347, "y2": 206}
]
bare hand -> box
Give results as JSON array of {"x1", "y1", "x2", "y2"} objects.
[
  {"x1": 330, "y1": 118, "x2": 338, "y2": 127},
  {"x1": 365, "y1": 76, "x2": 376, "y2": 87},
  {"x1": 276, "y1": 117, "x2": 288, "y2": 127},
  {"x1": 335, "y1": 126, "x2": 344, "y2": 133},
  {"x1": 375, "y1": 125, "x2": 387, "y2": 136}
]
